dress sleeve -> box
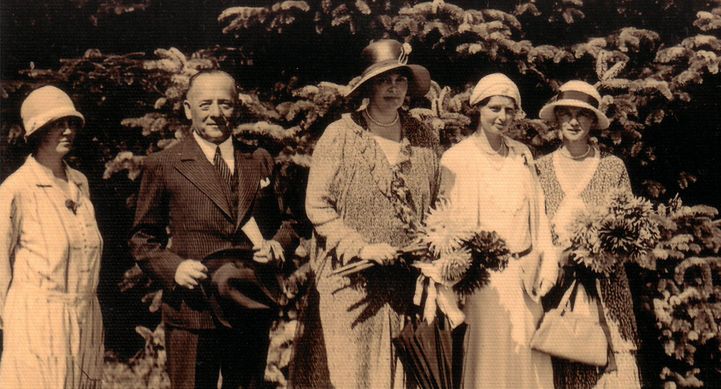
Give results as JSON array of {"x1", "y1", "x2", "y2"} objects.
[
  {"x1": 439, "y1": 152, "x2": 458, "y2": 202},
  {"x1": 305, "y1": 123, "x2": 367, "y2": 264},
  {"x1": 0, "y1": 182, "x2": 20, "y2": 329},
  {"x1": 528, "y1": 154, "x2": 561, "y2": 294}
]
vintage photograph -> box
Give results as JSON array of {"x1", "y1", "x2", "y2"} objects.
[{"x1": 1, "y1": 1, "x2": 721, "y2": 388}]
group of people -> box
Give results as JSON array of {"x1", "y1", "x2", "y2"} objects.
[{"x1": 0, "y1": 38, "x2": 641, "y2": 389}]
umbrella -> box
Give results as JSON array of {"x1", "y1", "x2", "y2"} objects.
[{"x1": 393, "y1": 316, "x2": 466, "y2": 389}]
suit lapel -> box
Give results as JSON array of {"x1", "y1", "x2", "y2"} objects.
[
  {"x1": 234, "y1": 148, "x2": 261, "y2": 232},
  {"x1": 174, "y1": 137, "x2": 233, "y2": 219}
]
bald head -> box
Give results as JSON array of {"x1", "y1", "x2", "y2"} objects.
[{"x1": 186, "y1": 70, "x2": 237, "y2": 101}]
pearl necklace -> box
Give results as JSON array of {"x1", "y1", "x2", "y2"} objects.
[
  {"x1": 559, "y1": 145, "x2": 592, "y2": 160},
  {"x1": 365, "y1": 108, "x2": 399, "y2": 127}
]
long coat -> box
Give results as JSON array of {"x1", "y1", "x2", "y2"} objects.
[{"x1": 129, "y1": 135, "x2": 297, "y2": 330}]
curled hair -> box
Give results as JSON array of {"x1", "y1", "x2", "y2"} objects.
[{"x1": 359, "y1": 68, "x2": 413, "y2": 98}]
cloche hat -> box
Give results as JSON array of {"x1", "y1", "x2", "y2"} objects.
[
  {"x1": 345, "y1": 39, "x2": 431, "y2": 98},
  {"x1": 20, "y1": 86, "x2": 85, "y2": 139},
  {"x1": 470, "y1": 73, "x2": 522, "y2": 111},
  {"x1": 538, "y1": 80, "x2": 610, "y2": 129}
]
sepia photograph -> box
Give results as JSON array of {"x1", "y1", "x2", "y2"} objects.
[{"x1": 1, "y1": 1, "x2": 721, "y2": 388}]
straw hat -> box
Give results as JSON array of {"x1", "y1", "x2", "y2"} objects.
[
  {"x1": 20, "y1": 86, "x2": 85, "y2": 139},
  {"x1": 345, "y1": 39, "x2": 431, "y2": 98},
  {"x1": 538, "y1": 80, "x2": 609, "y2": 129}
]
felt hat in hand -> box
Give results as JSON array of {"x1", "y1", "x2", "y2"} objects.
[{"x1": 202, "y1": 247, "x2": 284, "y2": 328}]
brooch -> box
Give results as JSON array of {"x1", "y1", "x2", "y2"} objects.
[{"x1": 65, "y1": 199, "x2": 78, "y2": 214}]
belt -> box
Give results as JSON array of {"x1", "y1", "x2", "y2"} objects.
[
  {"x1": 510, "y1": 245, "x2": 532, "y2": 260},
  {"x1": 13, "y1": 283, "x2": 95, "y2": 304}
]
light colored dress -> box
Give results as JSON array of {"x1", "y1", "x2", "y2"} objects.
[
  {"x1": 536, "y1": 150, "x2": 642, "y2": 389},
  {"x1": 296, "y1": 112, "x2": 440, "y2": 389},
  {"x1": 0, "y1": 156, "x2": 104, "y2": 389},
  {"x1": 440, "y1": 133, "x2": 557, "y2": 389}
]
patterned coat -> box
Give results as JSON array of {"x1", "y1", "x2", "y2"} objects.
[
  {"x1": 292, "y1": 112, "x2": 440, "y2": 388},
  {"x1": 537, "y1": 150, "x2": 641, "y2": 389}
]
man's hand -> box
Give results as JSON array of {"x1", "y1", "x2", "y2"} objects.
[
  {"x1": 359, "y1": 243, "x2": 397, "y2": 265},
  {"x1": 253, "y1": 239, "x2": 285, "y2": 264},
  {"x1": 174, "y1": 259, "x2": 208, "y2": 289}
]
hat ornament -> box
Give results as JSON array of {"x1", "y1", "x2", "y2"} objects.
[{"x1": 398, "y1": 42, "x2": 412, "y2": 65}]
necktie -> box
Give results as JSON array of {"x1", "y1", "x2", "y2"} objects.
[{"x1": 214, "y1": 146, "x2": 232, "y2": 186}]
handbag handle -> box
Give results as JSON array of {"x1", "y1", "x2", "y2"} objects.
[{"x1": 557, "y1": 280, "x2": 579, "y2": 316}]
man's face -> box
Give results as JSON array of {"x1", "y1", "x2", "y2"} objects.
[{"x1": 184, "y1": 73, "x2": 236, "y2": 144}]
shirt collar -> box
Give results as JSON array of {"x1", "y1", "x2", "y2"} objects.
[
  {"x1": 27, "y1": 155, "x2": 83, "y2": 186},
  {"x1": 472, "y1": 130, "x2": 509, "y2": 155},
  {"x1": 192, "y1": 131, "x2": 235, "y2": 163}
]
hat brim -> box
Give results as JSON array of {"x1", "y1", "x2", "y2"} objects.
[
  {"x1": 345, "y1": 62, "x2": 431, "y2": 98},
  {"x1": 24, "y1": 106, "x2": 85, "y2": 139},
  {"x1": 202, "y1": 247, "x2": 284, "y2": 328},
  {"x1": 539, "y1": 99, "x2": 610, "y2": 130}
]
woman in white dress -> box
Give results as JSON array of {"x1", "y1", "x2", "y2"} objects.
[
  {"x1": 439, "y1": 73, "x2": 559, "y2": 388},
  {"x1": 0, "y1": 86, "x2": 104, "y2": 388}
]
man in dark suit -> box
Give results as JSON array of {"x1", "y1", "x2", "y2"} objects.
[{"x1": 130, "y1": 70, "x2": 296, "y2": 389}]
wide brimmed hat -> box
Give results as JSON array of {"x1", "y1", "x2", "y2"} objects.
[
  {"x1": 21, "y1": 86, "x2": 85, "y2": 139},
  {"x1": 345, "y1": 39, "x2": 431, "y2": 98},
  {"x1": 201, "y1": 247, "x2": 284, "y2": 329},
  {"x1": 539, "y1": 80, "x2": 610, "y2": 129}
]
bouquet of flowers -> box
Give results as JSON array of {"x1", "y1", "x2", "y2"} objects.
[
  {"x1": 414, "y1": 198, "x2": 510, "y2": 296},
  {"x1": 562, "y1": 189, "x2": 661, "y2": 277}
]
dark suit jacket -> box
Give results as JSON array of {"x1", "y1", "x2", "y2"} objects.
[{"x1": 129, "y1": 136, "x2": 297, "y2": 329}]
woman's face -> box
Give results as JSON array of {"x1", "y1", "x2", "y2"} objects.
[
  {"x1": 554, "y1": 106, "x2": 596, "y2": 143},
  {"x1": 478, "y1": 95, "x2": 516, "y2": 136},
  {"x1": 368, "y1": 70, "x2": 409, "y2": 112},
  {"x1": 37, "y1": 117, "x2": 80, "y2": 157}
]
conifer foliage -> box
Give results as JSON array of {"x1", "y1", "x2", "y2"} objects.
[{"x1": 2, "y1": 0, "x2": 721, "y2": 387}]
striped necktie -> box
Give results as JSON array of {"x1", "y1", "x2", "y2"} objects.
[{"x1": 213, "y1": 146, "x2": 232, "y2": 187}]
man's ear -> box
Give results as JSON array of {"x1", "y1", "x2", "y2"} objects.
[{"x1": 183, "y1": 100, "x2": 193, "y2": 120}]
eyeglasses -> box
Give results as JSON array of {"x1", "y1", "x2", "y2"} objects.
[{"x1": 46, "y1": 118, "x2": 82, "y2": 131}]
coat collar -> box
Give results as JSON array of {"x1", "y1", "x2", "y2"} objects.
[
  {"x1": 175, "y1": 137, "x2": 234, "y2": 219},
  {"x1": 26, "y1": 155, "x2": 84, "y2": 188},
  {"x1": 174, "y1": 136, "x2": 263, "y2": 227}
]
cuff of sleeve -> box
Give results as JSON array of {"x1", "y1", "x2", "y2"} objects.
[{"x1": 336, "y1": 231, "x2": 367, "y2": 265}]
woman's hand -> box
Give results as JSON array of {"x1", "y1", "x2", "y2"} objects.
[
  {"x1": 359, "y1": 243, "x2": 398, "y2": 265},
  {"x1": 559, "y1": 247, "x2": 573, "y2": 267}
]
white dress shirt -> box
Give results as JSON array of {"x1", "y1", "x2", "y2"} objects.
[{"x1": 192, "y1": 131, "x2": 235, "y2": 174}]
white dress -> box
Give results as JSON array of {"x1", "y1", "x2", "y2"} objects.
[
  {"x1": 440, "y1": 134, "x2": 555, "y2": 389},
  {"x1": 0, "y1": 156, "x2": 104, "y2": 389}
]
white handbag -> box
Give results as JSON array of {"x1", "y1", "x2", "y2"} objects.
[{"x1": 530, "y1": 280, "x2": 609, "y2": 366}]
